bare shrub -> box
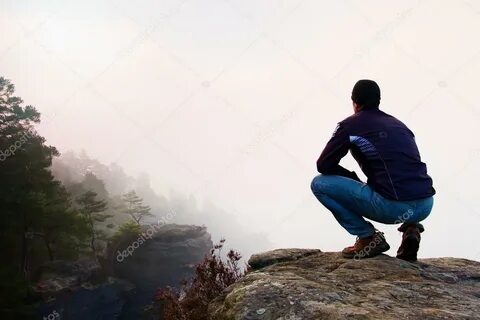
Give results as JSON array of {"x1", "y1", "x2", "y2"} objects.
[{"x1": 154, "y1": 239, "x2": 244, "y2": 320}]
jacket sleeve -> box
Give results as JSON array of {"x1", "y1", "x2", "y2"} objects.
[{"x1": 316, "y1": 123, "x2": 361, "y2": 182}]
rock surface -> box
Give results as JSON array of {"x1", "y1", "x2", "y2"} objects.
[
  {"x1": 209, "y1": 249, "x2": 480, "y2": 320},
  {"x1": 35, "y1": 224, "x2": 212, "y2": 319},
  {"x1": 35, "y1": 258, "x2": 133, "y2": 320},
  {"x1": 111, "y1": 223, "x2": 212, "y2": 288},
  {"x1": 111, "y1": 224, "x2": 213, "y2": 319}
]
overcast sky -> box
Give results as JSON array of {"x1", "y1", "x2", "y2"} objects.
[{"x1": 1, "y1": 0, "x2": 480, "y2": 260}]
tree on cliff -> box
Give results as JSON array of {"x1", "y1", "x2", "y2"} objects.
[
  {"x1": 0, "y1": 77, "x2": 88, "y2": 316},
  {"x1": 68, "y1": 170, "x2": 110, "y2": 201},
  {"x1": 37, "y1": 185, "x2": 88, "y2": 261},
  {"x1": 0, "y1": 77, "x2": 86, "y2": 276},
  {"x1": 120, "y1": 190, "x2": 153, "y2": 225},
  {"x1": 76, "y1": 190, "x2": 110, "y2": 256}
]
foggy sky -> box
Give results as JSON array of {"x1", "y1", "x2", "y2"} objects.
[{"x1": 1, "y1": 0, "x2": 480, "y2": 260}]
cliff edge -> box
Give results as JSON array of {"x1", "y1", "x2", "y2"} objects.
[{"x1": 208, "y1": 249, "x2": 480, "y2": 320}]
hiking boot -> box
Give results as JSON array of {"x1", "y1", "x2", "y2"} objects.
[
  {"x1": 396, "y1": 223, "x2": 424, "y2": 261},
  {"x1": 342, "y1": 231, "x2": 390, "y2": 259}
]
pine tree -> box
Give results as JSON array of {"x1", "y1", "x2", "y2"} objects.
[
  {"x1": 76, "y1": 191, "x2": 110, "y2": 255},
  {"x1": 0, "y1": 76, "x2": 89, "y2": 315},
  {"x1": 120, "y1": 190, "x2": 153, "y2": 225},
  {"x1": 0, "y1": 76, "x2": 76, "y2": 276},
  {"x1": 38, "y1": 185, "x2": 88, "y2": 261}
]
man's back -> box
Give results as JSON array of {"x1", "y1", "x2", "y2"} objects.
[{"x1": 317, "y1": 108, "x2": 435, "y2": 201}]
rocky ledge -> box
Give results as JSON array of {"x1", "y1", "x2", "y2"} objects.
[
  {"x1": 208, "y1": 249, "x2": 480, "y2": 320},
  {"x1": 35, "y1": 224, "x2": 212, "y2": 319}
]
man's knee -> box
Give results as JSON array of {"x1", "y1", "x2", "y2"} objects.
[{"x1": 311, "y1": 174, "x2": 328, "y2": 195}]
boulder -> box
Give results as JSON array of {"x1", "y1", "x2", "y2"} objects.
[
  {"x1": 208, "y1": 249, "x2": 480, "y2": 319},
  {"x1": 249, "y1": 249, "x2": 322, "y2": 270}
]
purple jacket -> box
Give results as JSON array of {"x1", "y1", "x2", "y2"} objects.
[{"x1": 317, "y1": 108, "x2": 435, "y2": 201}]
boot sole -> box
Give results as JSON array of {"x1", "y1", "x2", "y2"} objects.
[
  {"x1": 343, "y1": 242, "x2": 390, "y2": 259},
  {"x1": 396, "y1": 236, "x2": 419, "y2": 261}
]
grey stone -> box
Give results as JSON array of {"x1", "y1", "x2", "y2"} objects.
[{"x1": 209, "y1": 250, "x2": 480, "y2": 320}]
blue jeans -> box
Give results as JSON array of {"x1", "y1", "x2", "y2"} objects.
[{"x1": 311, "y1": 174, "x2": 433, "y2": 238}]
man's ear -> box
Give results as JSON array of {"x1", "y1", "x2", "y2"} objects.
[{"x1": 353, "y1": 102, "x2": 359, "y2": 113}]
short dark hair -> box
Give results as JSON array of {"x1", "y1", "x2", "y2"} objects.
[{"x1": 351, "y1": 79, "x2": 381, "y2": 109}]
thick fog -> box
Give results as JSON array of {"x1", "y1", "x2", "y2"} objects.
[{"x1": 1, "y1": 0, "x2": 479, "y2": 260}]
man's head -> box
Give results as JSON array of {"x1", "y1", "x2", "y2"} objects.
[{"x1": 351, "y1": 79, "x2": 381, "y2": 113}]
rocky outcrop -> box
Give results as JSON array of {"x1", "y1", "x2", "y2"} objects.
[
  {"x1": 111, "y1": 224, "x2": 212, "y2": 289},
  {"x1": 36, "y1": 224, "x2": 212, "y2": 319},
  {"x1": 111, "y1": 224, "x2": 213, "y2": 318},
  {"x1": 209, "y1": 249, "x2": 480, "y2": 320},
  {"x1": 34, "y1": 258, "x2": 104, "y2": 295},
  {"x1": 35, "y1": 258, "x2": 133, "y2": 320}
]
